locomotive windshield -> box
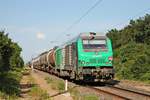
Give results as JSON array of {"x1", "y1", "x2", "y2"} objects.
[{"x1": 82, "y1": 39, "x2": 107, "y2": 50}]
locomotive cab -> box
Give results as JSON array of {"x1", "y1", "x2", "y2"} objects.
[{"x1": 76, "y1": 32, "x2": 114, "y2": 81}]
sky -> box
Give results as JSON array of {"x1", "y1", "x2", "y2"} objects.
[{"x1": 0, "y1": 0, "x2": 150, "y2": 62}]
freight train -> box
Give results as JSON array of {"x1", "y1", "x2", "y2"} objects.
[{"x1": 31, "y1": 32, "x2": 114, "y2": 82}]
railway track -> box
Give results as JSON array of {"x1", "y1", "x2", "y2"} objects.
[
  {"x1": 33, "y1": 69, "x2": 150, "y2": 100},
  {"x1": 89, "y1": 85, "x2": 150, "y2": 100}
]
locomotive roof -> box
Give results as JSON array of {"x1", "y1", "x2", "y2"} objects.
[
  {"x1": 80, "y1": 32, "x2": 106, "y2": 39},
  {"x1": 59, "y1": 32, "x2": 106, "y2": 48}
]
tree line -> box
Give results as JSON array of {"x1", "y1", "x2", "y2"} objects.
[
  {"x1": 107, "y1": 14, "x2": 150, "y2": 82},
  {"x1": 0, "y1": 31, "x2": 24, "y2": 72},
  {"x1": 0, "y1": 31, "x2": 24, "y2": 98}
]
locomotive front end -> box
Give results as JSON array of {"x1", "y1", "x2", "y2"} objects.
[{"x1": 77, "y1": 32, "x2": 114, "y2": 81}]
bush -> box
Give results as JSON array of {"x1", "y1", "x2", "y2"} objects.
[
  {"x1": 0, "y1": 31, "x2": 24, "y2": 98},
  {"x1": 140, "y1": 73, "x2": 150, "y2": 82},
  {"x1": 0, "y1": 31, "x2": 24, "y2": 72},
  {"x1": 0, "y1": 68, "x2": 23, "y2": 99},
  {"x1": 107, "y1": 14, "x2": 150, "y2": 82}
]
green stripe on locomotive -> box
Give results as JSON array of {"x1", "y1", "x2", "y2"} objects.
[
  {"x1": 77, "y1": 38, "x2": 113, "y2": 67},
  {"x1": 55, "y1": 48, "x2": 63, "y2": 69}
]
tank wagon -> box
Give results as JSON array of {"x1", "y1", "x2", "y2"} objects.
[{"x1": 32, "y1": 32, "x2": 114, "y2": 82}]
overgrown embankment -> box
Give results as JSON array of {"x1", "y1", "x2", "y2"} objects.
[
  {"x1": 19, "y1": 68, "x2": 50, "y2": 100},
  {"x1": 0, "y1": 31, "x2": 24, "y2": 99},
  {"x1": 106, "y1": 14, "x2": 150, "y2": 83}
]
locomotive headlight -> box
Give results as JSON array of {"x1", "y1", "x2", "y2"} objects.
[
  {"x1": 81, "y1": 61, "x2": 85, "y2": 64},
  {"x1": 79, "y1": 60, "x2": 85, "y2": 64}
]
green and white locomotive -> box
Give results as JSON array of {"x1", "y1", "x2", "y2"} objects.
[{"x1": 32, "y1": 32, "x2": 114, "y2": 82}]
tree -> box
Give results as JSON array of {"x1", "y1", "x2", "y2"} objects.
[
  {"x1": 106, "y1": 14, "x2": 150, "y2": 82},
  {"x1": 0, "y1": 31, "x2": 24, "y2": 72}
]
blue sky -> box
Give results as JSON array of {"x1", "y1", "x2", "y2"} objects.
[{"x1": 0, "y1": 0, "x2": 150, "y2": 62}]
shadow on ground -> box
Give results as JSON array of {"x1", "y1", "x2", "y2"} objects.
[{"x1": 61, "y1": 76, "x2": 120, "y2": 87}]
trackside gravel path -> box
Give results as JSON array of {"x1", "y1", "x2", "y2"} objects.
[{"x1": 31, "y1": 69, "x2": 73, "y2": 100}]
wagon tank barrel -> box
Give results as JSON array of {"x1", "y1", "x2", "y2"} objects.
[{"x1": 47, "y1": 49, "x2": 55, "y2": 67}]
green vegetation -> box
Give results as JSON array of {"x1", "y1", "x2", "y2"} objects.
[
  {"x1": 19, "y1": 69, "x2": 50, "y2": 100},
  {"x1": 25, "y1": 73, "x2": 51, "y2": 100},
  {"x1": 45, "y1": 77, "x2": 65, "y2": 92},
  {"x1": 106, "y1": 14, "x2": 150, "y2": 83},
  {"x1": 45, "y1": 77, "x2": 99, "y2": 99},
  {"x1": 0, "y1": 68, "x2": 23, "y2": 99},
  {"x1": 29, "y1": 85, "x2": 51, "y2": 100},
  {"x1": 82, "y1": 94, "x2": 98, "y2": 100},
  {"x1": 45, "y1": 77, "x2": 53, "y2": 84},
  {"x1": 0, "y1": 31, "x2": 24, "y2": 98},
  {"x1": 69, "y1": 88, "x2": 79, "y2": 100},
  {"x1": 0, "y1": 31, "x2": 24, "y2": 72},
  {"x1": 69, "y1": 88, "x2": 98, "y2": 100}
]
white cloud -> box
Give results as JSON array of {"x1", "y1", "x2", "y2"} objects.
[{"x1": 36, "y1": 32, "x2": 45, "y2": 39}]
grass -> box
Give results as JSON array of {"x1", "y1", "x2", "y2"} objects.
[
  {"x1": 0, "y1": 68, "x2": 23, "y2": 100},
  {"x1": 69, "y1": 88, "x2": 80, "y2": 100},
  {"x1": 45, "y1": 76, "x2": 99, "y2": 100},
  {"x1": 115, "y1": 76, "x2": 150, "y2": 86},
  {"x1": 25, "y1": 70, "x2": 51, "y2": 100},
  {"x1": 20, "y1": 69, "x2": 51, "y2": 100},
  {"x1": 81, "y1": 94, "x2": 99, "y2": 100},
  {"x1": 0, "y1": 91, "x2": 18, "y2": 100},
  {"x1": 45, "y1": 77, "x2": 53, "y2": 84},
  {"x1": 0, "y1": 67, "x2": 52, "y2": 100},
  {"x1": 45, "y1": 76, "x2": 65, "y2": 92},
  {"x1": 29, "y1": 85, "x2": 51, "y2": 100},
  {"x1": 57, "y1": 81, "x2": 65, "y2": 91},
  {"x1": 69, "y1": 87, "x2": 99, "y2": 100}
]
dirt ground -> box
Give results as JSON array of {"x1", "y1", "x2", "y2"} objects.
[
  {"x1": 19, "y1": 75, "x2": 31, "y2": 99},
  {"x1": 31, "y1": 69, "x2": 73, "y2": 100},
  {"x1": 19, "y1": 69, "x2": 73, "y2": 100}
]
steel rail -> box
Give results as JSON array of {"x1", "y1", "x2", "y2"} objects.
[
  {"x1": 108, "y1": 85, "x2": 150, "y2": 97},
  {"x1": 88, "y1": 86, "x2": 130, "y2": 100}
]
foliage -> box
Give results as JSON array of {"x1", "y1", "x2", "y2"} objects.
[
  {"x1": 0, "y1": 68, "x2": 23, "y2": 99},
  {"x1": 0, "y1": 31, "x2": 24, "y2": 98},
  {"x1": 106, "y1": 14, "x2": 150, "y2": 82},
  {"x1": 0, "y1": 31, "x2": 24, "y2": 72}
]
